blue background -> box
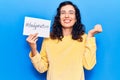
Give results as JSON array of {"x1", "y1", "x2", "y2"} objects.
[{"x1": 0, "y1": 0, "x2": 120, "y2": 80}]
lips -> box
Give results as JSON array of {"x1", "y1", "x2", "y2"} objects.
[{"x1": 64, "y1": 19, "x2": 71, "y2": 23}]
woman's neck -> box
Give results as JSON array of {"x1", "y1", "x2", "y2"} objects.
[{"x1": 62, "y1": 28, "x2": 72, "y2": 36}]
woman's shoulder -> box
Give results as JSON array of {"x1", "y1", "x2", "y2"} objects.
[
  {"x1": 82, "y1": 33, "x2": 87, "y2": 38},
  {"x1": 43, "y1": 37, "x2": 58, "y2": 43},
  {"x1": 43, "y1": 37, "x2": 51, "y2": 42}
]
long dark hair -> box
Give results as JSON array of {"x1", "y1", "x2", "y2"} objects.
[{"x1": 50, "y1": 1, "x2": 85, "y2": 42}]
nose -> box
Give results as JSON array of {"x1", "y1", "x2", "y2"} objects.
[{"x1": 65, "y1": 13, "x2": 69, "y2": 17}]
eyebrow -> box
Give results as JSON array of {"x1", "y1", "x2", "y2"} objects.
[{"x1": 60, "y1": 10, "x2": 75, "y2": 12}]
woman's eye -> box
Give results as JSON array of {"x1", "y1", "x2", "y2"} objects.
[{"x1": 61, "y1": 12, "x2": 65, "y2": 14}]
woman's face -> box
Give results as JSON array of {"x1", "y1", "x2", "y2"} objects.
[{"x1": 60, "y1": 5, "x2": 76, "y2": 28}]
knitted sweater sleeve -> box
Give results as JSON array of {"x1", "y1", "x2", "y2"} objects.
[
  {"x1": 29, "y1": 39, "x2": 49, "y2": 73},
  {"x1": 82, "y1": 36, "x2": 96, "y2": 70}
]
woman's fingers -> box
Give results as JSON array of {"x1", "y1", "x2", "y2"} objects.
[
  {"x1": 26, "y1": 33, "x2": 38, "y2": 50},
  {"x1": 26, "y1": 33, "x2": 38, "y2": 43},
  {"x1": 31, "y1": 33, "x2": 38, "y2": 42},
  {"x1": 94, "y1": 24, "x2": 102, "y2": 33},
  {"x1": 88, "y1": 24, "x2": 102, "y2": 37}
]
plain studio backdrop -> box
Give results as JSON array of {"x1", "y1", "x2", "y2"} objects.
[{"x1": 0, "y1": 0, "x2": 120, "y2": 80}]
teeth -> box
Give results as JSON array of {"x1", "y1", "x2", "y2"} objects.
[{"x1": 64, "y1": 20, "x2": 70, "y2": 23}]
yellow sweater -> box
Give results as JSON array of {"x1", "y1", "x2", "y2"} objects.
[{"x1": 29, "y1": 34, "x2": 96, "y2": 80}]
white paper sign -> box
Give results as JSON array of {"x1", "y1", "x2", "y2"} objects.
[{"x1": 23, "y1": 16, "x2": 51, "y2": 37}]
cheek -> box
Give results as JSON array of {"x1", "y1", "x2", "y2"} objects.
[
  {"x1": 60, "y1": 15, "x2": 63, "y2": 19},
  {"x1": 60, "y1": 16, "x2": 64, "y2": 23},
  {"x1": 74, "y1": 16, "x2": 77, "y2": 22},
  {"x1": 75, "y1": 18, "x2": 77, "y2": 22},
  {"x1": 72, "y1": 17, "x2": 77, "y2": 23},
  {"x1": 73, "y1": 16, "x2": 76, "y2": 20}
]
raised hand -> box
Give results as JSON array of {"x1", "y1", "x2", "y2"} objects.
[
  {"x1": 26, "y1": 33, "x2": 38, "y2": 56},
  {"x1": 88, "y1": 24, "x2": 102, "y2": 37}
]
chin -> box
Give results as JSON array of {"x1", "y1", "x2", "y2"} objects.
[{"x1": 62, "y1": 26, "x2": 73, "y2": 29}]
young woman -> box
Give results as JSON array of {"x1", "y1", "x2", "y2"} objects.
[{"x1": 26, "y1": 1, "x2": 102, "y2": 80}]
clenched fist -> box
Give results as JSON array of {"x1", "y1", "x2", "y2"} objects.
[{"x1": 88, "y1": 24, "x2": 102, "y2": 37}]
